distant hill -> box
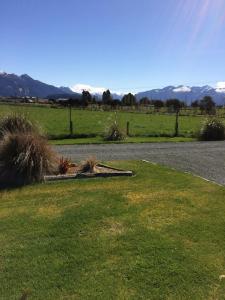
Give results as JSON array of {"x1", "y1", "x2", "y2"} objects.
[
  {"x1": 135, "y1": 85, "x2": 225, "y2": 105},
  {"x1": 59, "y1": 86, "x2": 75, "y2": 94},
  {"x1": 1, "y1": 72, "x2": 225, "y2": 104},
  {"x1": 0, "y1": 72, "x2": 73, "y2": 98}
]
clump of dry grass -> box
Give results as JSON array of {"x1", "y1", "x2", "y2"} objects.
[
  {"x1": 79, "y1": 156, "x2": 98, "y2": 173},
  {"x1": 0, "y1": 114, "x2": 58, "y2": 186},
  {"x1": 0, "y1": 134, "x2": 57, "y2": 187},
  {"x1": 58, "y1": 157, "x2": 71, "y2": 174},
  {"x1": 0, "y1": 114, "x2": 40, "y2": 138},
  {"x1": 104, "y1": 121, "x2": 125, "y2": 141}
]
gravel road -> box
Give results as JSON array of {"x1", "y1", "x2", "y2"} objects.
[{"x1": 55, "y1": 141, "x2": 225, "y2": 186}]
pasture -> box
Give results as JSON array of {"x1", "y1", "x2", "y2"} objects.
[{"x1": 0, "y1": 103, "x2": 204, "y2": 141}]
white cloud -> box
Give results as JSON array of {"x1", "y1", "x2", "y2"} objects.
[
  {"x1": 173, "y1": 86, "x2": 191, "y2": 93},
  {"x1": 216, "y1": 82, "x2": 225, "y2": 93},
  {"x1": 71, "y1": 83, "x2": 124, "y2": 96}
]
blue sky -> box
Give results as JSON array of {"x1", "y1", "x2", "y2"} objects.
[{"x1": 1, "y1": 0, "x2": 225, "y2": 93}]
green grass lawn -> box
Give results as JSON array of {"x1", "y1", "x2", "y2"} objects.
[
  {"x1": 0, "y1": 103, "x2": 203, "y2": 140},
  {"x1": 1, "y1": 161, "x2": 225, "y2": 299}
]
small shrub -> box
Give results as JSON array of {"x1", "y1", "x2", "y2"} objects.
[
  {"x1": 0, "y1": 114, "x2": 39, "y2": 138},
  {"x1": 79, "y1": 156, "x2": 98, "y2": 173},
  {"x1": 58, "y1": 157, "x2": 71, "y2": 174},
  {"x1": 104, "y1": 121, "x2": 125, "y2": 141},
  {"x1": 198, "y1": 118, "x2": 225, "y2": 141},
  {"x1": 0, "y1": 132, "x2": 57, "y2": 186}
]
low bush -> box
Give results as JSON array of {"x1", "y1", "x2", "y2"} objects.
[
  {"x1": 58, "y1": 157, "x2": 71, "y2": 174},
  {"x1": 0, "y1": 132, "x2": 57, "y2": 186},
  {"x1": 0, "y1": 114, "x2": 58, "y2": 186},
  {"x1": 198, "y1": 118, "x2": 225, "y2": 141},
  {"x1": 104, "y1": 121, "x2": 125, "y2": 141},
  {"x1": 79, "y1": 156, "x2": 98, "y2": 173},
  {"x1": 0, "y1": 114, "x2": 39, "y2": 138}
]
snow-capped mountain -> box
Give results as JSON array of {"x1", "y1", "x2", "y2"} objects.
[
  {"x1": 71, "y1": 83, "x2": 123, "y2": 100},
  {"x1": 0, "y1": 72, "x2": 71, "y2": 98},
  {"x1": 0, "y1": 72, "x2": 225, "y2": 104},
  {"x1": 0, "y1": 72, "x2": 122, "y2": 99},
  {"x1": 135, "y1": 85, "x2": 225, "y2": 105}
]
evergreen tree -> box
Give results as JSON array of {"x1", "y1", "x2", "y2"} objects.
[
  {"x1": 166, "y1": 99, "x2": 183, "y2": 111},
  {"x1": 152, "y1": 100, "x2": 164, "y2": 109},
  {"x1": 102, "y1": 89, "x2": 112, "y2": 105},
  {"x1": 199, "y1": 96, "x2": 215, "y2": 114},
  {"x1": 121, "y1": 93, "x2": 136, "y2": 106},
  {"x1": 81, "y1": 90, "x2": 92, "y2": 106},
  {"x1": 191, "y1": 100, "x2": 199, "y2": 108}
]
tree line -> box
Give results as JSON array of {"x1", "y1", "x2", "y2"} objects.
[{"x1": 59, "y1": 89, "x2": 216, "y2": 114}]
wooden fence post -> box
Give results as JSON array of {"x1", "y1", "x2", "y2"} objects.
[
  {"x1": 174, "y1": 109, "x2": 179, "y2": 137},
  {"x1": 69, "y1": 102, "x2": 73, "y2": 136},
  {"x1": 126, "y1": 121, "x2": 130, "y2": 136}
]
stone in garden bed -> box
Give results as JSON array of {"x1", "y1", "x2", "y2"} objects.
[{"x1": 44, "y1": 163, "x2": 133, "y2": 181}]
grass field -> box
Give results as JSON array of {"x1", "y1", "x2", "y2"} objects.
[
  {"x1": 0, "y1": 103, "x2": 204, "y2": 140},
  {"x1": 1, "y1": 161, "x2": 225, "y2": 299}
]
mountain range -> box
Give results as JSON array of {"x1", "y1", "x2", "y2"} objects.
[
  {"x1": 135, "y1": 85, "x2": 225, "y2": 105},
  {"x1": 0, "y1": 72, "x2": 225, "y2": 105}
]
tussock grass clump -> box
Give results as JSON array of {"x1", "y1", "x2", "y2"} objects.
[
  {"x1": 79, "y1": 156, "x2": 98, "y2": 173},
  {"x1": 0, "y1": 114, "x2": 39, "y2": 138},
  {"x1": 0, "y1": 114, "x2": 57, "y2": 186},
  {"x1": 0, "y1": 133, "x2": 57, "y2": 186},
  {"x1": 198, "y1": 118, "x2": 225, "y2": 141},
  {"x1": 58, "y1": 157, "x2": 71, "y2": 174},
  {"x1": 104, "y1": 121, "x2": 125, "y2": 141}
]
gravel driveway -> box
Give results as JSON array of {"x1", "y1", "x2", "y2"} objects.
[{"x1": 55, "y1": 141, "x2": 225, "y2": 186}]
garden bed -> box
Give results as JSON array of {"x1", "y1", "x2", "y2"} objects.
[{"x1": 44, "y1": 163, "x2": 133, "y2": 181}]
